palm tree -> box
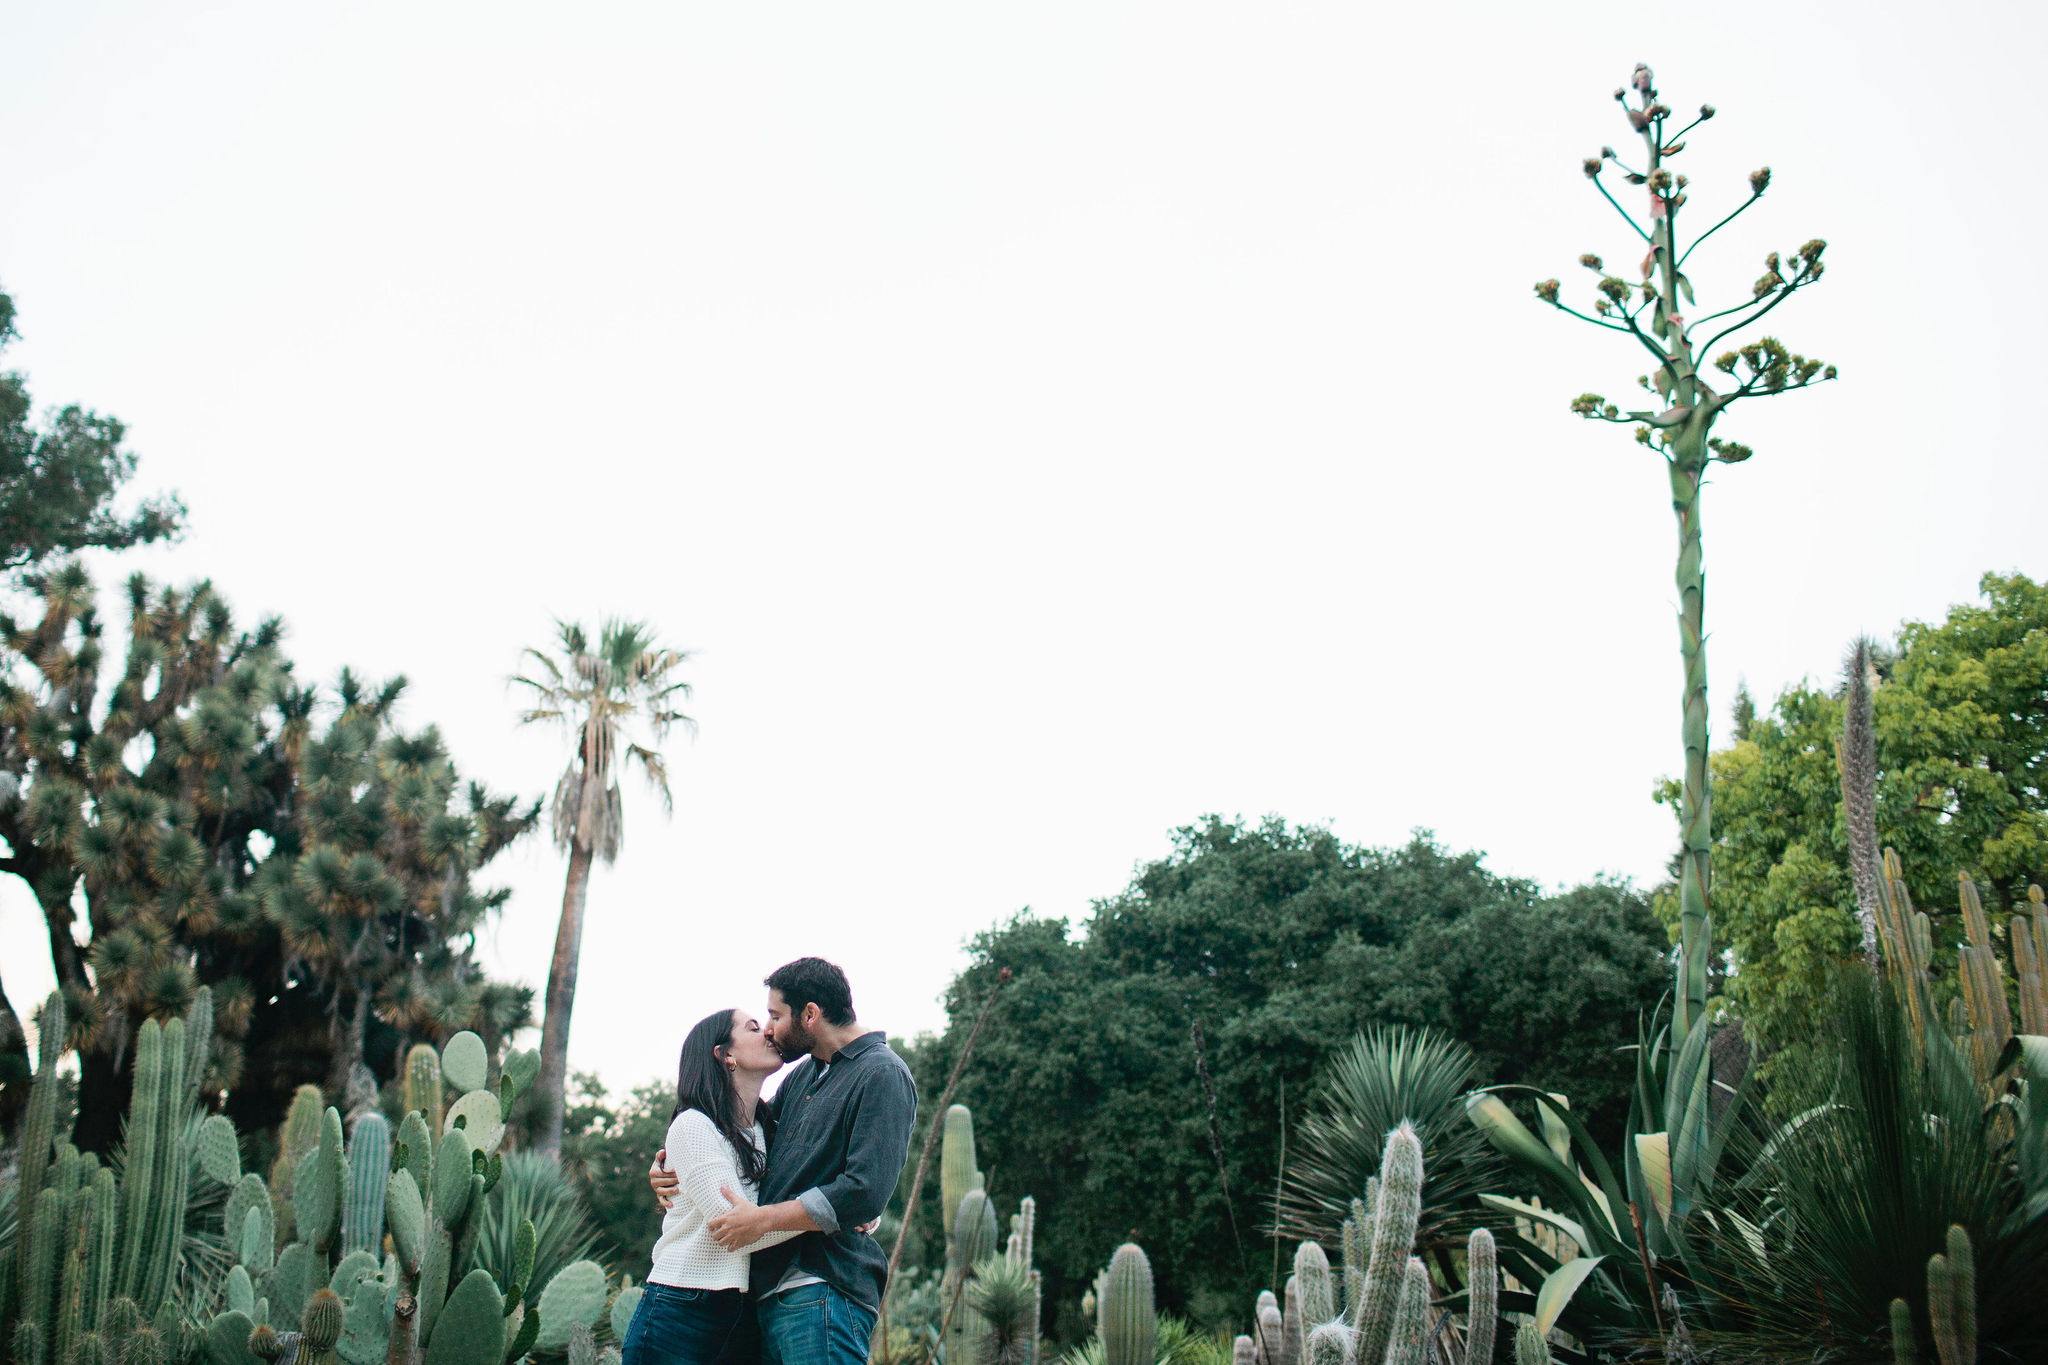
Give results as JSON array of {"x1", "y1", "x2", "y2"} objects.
[{"x1": 513, "y1": 620, "x2": 693, "y2": 1157}]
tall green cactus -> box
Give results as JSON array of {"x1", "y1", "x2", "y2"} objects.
[
  {"x1": 19, "y1": 993, "x2": 67, "y2": 1293},
  {"x1": 1927, "y1": 1225, "x2": 1975, "y2": 1365},
  {"x1": 403, "y1": 1047, "x2": 443, "y2": 1135},
  {"x1": 1464, "y1": 1229, "x2": 1497, "y2": 1365},
  {"x1": 1292, "y1": 1244, "x2": 1334, "y2": 1327},
  {"x1": 341, "y1": 1115, "x2": 391, "y2": 1257},
  {"x1": 1353, "y1": 1124, "x2": 1422, "y2": 1365},
  {"x1": 940, "y1": 1105, "x2": 983, "y2": 1239},
  {"x1": 1098, "y1": 1245, "x2": 1155, "y2": 1365}
]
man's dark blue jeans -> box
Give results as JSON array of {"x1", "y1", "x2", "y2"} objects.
[
  {"x1": 621, "y1": 1285, "x2": 756, "y2": 1365},
  {"x1": 757, "y1": 1282, "x2": 877, "y2": 1365}
]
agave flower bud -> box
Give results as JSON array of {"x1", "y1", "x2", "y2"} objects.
[
  {"x1": 1632, "y1": 63, "x2": 1654, "y2": 93},
  {"x1": 1601, "y1": 145, "x2": 1616, "y2": 158},
  {"x1": 1596, "y1": 297, "x2": 1614, "y2": 315},
  {"x1": 1750, "y1": 166, "x2": 1772, "y2": 195},
  {"x1": 1603, "y1": 403, "x2": 1619, "y2": 419},
  {"x1": 1614, "y1": 88, "x2": 1627, "y2": 101},
  {"x1": 1752, "y1": 271, "x2": 1784, "y2": 298},
  {"x1": 1823, "y1": 365, "x2": 1837, "y2": 379},
  {"x1": 1699, "y1": 103, "x2": 1716, "y2": 119},
  {"x1": 1647, "y1": 103, "x2": 1671, "y2": 120},
  {"x1": 1534, "y1": 279, "x2": 1560, "y2": 303},
  {"x1": 1583, "y1": 157, "x2": 1602, "y2": 178},
  {"x1": 1598, "y1": 276, "x2": 1630, "y2": 303},
  {"x1": 1635, "y1": 425, "x2": 1654, "y2": 445},
  {"x1": 1570, "y1": 393, "x2": 1606, "y2": 416},
  {"x1": 1765, "y1": 251, "x2": 1780, "y2": 272},
  {"x1": 1714, "y1": 352, "x2": 1739, "y2": 374},
  {"x1": 1627, "y1": 108, "x2": 1650, "y2": 132},
  {"x1": 1579, "y1": 253, "x2": 1604, "y2": 270},
  {"x1": 1625, "y1": 172, "x2": 1647, "y2": 185},
  {"x1": 1798, "y1": 238, "x2": 1827, "y2": 263},
  {"x1": 1648, "y1": 168, "x2": 1673, "y2": 192},
  {"x1": 1675, "y1": 174, "x2": 1688, "y2": 188}
]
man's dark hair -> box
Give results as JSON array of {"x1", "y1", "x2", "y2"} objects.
[{"x1": 766, "y1": 957, "x2": 855, "y2": 1026}]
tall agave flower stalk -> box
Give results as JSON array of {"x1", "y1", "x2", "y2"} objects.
[{"x1": 1535, "y1": 63, "x2": 1836, "y2": 1036}]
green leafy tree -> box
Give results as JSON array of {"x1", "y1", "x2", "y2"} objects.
[
  {"x1": 558, "y1": 1071, "x2": 677, "y2": 1282},
  {"x1": 1673, "y1": 571, "x2": 2048, "y2": 1083},
  {"x1": 0, "y1": 285, "x2": 183, "y2": 571},
  {"x1": 0, "y1": 564, "x2": 537, "y2": 1148},
  {"x1": 899, "y1": 817, "x2": 1668, "y2": 1323},
  {"x1": 513, "y1": 620, "x2": 693, "y2": 1158},
  {"x1": 1534, "y1": 64, "x2": 1836, "y2": 1037}
]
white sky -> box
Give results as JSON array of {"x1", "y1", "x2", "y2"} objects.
[{"x1": 3, "y1": 2, "x2": 2043, "y2": 1095}]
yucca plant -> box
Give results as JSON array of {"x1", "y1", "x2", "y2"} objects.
[
  {"x1": 469, "y1": 1152, "x2": 605, "y2": 1312},
  {"x1": 1687, "y1": 970, "x2": 2048, "y2": 1361},
  {"x1": 1279, "y1": 1027, "x2": 1503, "y2": 1257}
]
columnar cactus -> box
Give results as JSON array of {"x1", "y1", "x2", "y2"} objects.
[
  {"x1": 1926, "y1": 1225, "x2": 1975, "y2": 1365},
  {"x1": 5, "y1": 991, "x2": 223, "y2": 1358},
  {"x1": 1513, "y1": 1320, "x2": 1552, "y2": 1365},
  {"x1": 403, "y1": 1047, "x2": 443, "y2": 1135},
  {"x1": 341, "y1": 1116, "x2": 392, "y2": 1257},
  {"x1": 1464, "y1": 1229, "x2": 1497, "y2": 1365},
  {"x1": 1382, "y1": 1262, "x2": 1428, "y2": 1365},
  {"x1": 1353, "y1": 1125, "x2": 1423, "y2": 1365},
  {"x1": 1293, "y1": 1244, "x2": 1334, "y2": 1327},
  {"x1": 1097, "y1": 1245, "x2": 1155, "y2": 1365}
]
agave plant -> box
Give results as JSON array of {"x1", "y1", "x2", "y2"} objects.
[
  {"x1": 1280, "y1": 1026, "x2": 1504, "y2": 1256},
  {"x1": 469, "y1": 1151, "x2": 605, "y2": 1309}
]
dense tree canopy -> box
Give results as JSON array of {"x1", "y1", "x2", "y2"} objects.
[
  {"x1": 1681, "y1": 571, "x2": 2048, "y2": 1077},
  {"x1": 0, "y1": 285, "x2": 183, "y2": 572},
  {"x1": 898, "y1": 817, "x2": 1668, "y2": 1330},
  {"x1": 0, "y1": 563, "x2": 537, "y2": 1147}
]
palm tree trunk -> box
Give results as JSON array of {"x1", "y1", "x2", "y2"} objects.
[
  {"x1": 1668, "y1": 436, "x2": 1713, "y2": 1038},
  {"x1": 533, "y1": 837, "x2": 595, "y2": 1159}
]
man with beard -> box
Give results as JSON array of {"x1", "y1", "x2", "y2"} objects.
[{"x1": 649, "y1": 957, "x2": 916, "y2": 1365}]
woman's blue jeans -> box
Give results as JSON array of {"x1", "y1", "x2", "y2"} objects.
[
  {"x1": 621, "y1": 1285, "x2": 757, "y2": 1365},
  {"x1": 757, "y1": 1282, "x2": 877, "y2": 1365}
]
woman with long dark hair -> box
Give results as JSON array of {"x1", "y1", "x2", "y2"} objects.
[{"x1": 622, "y1": 1008, "x2": 793, "y2": 1365}]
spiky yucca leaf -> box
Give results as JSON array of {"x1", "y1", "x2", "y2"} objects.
[{"x1": 1280, "y1": 1026, "x2": 1504, "y2": 1253}]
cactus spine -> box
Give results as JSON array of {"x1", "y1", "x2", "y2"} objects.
[
  {"x1": 1383, "y1": 1261, "x2": 1428, "y2": 1365},
  {"x1": 1098, "y1": 1244, "x2": 1156, "y2": 1365},
  {"x1": 1303, "y1": 1324, "x2": 1349, "y2": 1365},
  {"x1": 1514, "y1": 1320, "x2": 1552, "y2": 1365},
  {"x1": 1280, "y1": 1276, "x2": 1302, "y2": 1365}
]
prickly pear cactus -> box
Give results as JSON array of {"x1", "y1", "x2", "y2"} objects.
[{"x1": 534, "y1": 1261, "x2": 608, "y2": 1353}]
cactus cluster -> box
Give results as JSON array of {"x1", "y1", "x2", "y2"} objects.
[
  {"x1": 935, "y1": 1105, "x2": 1042, "y2": 1365},
  {"x1": 4, "y1": 990, "x2": 220, "y2": 1365},
  {"x1": 1243, "y1": 1124, "x2": 1500, "y2": 1365},
  {"x1": 200, "y1": 1029, "x2": 618, "y2": 1365},
  {"x1": 1889, "y1": 1225, "x2": 1978, "y2": 1365}
]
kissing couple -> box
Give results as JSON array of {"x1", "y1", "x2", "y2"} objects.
[{"x1": 618, "y1": 957, "x2": 917, "y2": 1365}]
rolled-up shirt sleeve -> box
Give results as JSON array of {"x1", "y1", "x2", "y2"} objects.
[{"x1": 809, "y1": 1066, "x2": 917, "y2": 1232}]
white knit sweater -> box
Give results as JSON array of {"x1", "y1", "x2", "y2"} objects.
[{"x1": 649, "y1": 1108, "x2": 800, "y2": 1290}]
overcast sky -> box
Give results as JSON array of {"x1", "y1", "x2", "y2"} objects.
[{"x1": 3, "y1": 2, "x2": 2042, "y2": 1094}]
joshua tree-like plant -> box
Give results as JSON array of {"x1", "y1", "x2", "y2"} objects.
[
  {"x1": 1534, "y1": 62, "x2": 1836, "y2": 1039},
  {"x1": 512, "y1": 620, "x2": 692, "y2": 1157}
]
